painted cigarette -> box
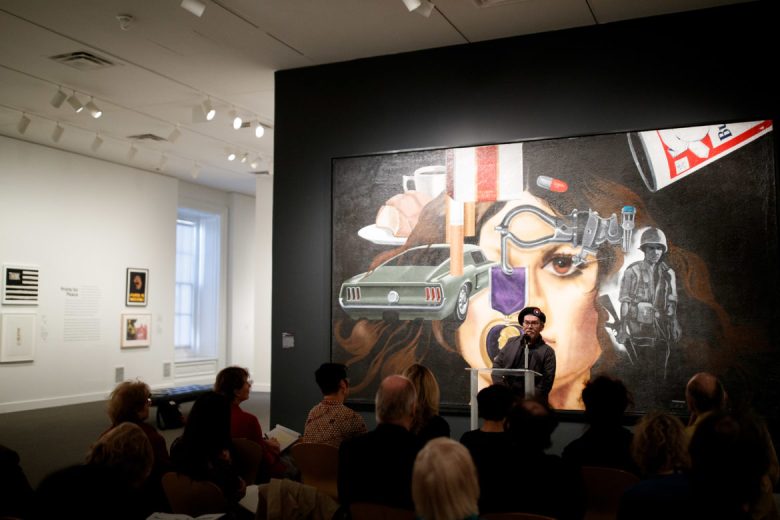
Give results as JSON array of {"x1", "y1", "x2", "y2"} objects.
[
  {"x1": 449, "y1": 198, "x2": 464, "y2": 276},
  {"x1": 536, "y1": 175, "x2": 568, "y2": 193},
  {"x1": 464, "y1": 201, "x2": 476, "y2": 237}
]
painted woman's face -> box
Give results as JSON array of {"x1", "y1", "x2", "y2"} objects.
[{"x1": 457, "y1": 192, "x2": 601, "y2": 409}]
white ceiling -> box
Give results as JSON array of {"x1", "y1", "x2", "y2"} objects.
[{"x1": 0, "y1": 0, "x2": 750, "y2": 196}]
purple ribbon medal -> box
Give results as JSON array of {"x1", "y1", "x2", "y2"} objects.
[{"x1": 490, "y1": 265, "x2": 526, "y2": 315}]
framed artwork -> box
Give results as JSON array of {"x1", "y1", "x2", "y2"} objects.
[
  {"x1": 331, "y1": 120, "x2": 776, "y2": 412},
  {"x1": 126, "y1": 268, "x2": 148, "y2": 306},
  {"x1": 121, "y1": 313, "x2": 151, "y2": 348},
  {"x1": 0, "y1": 313, "x2": 36, "y2": 362},
  {"x1": 2, "y1": 264, "x2": 39, "y2": 305}
]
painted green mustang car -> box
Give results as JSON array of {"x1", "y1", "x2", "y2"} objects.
[{"x1": 339, "y1": 244, "x2": 496, "y2": 322}]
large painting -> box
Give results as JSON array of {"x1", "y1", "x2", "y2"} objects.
[{"x1": 331, "y1": 121, "x2": 776, "y2": 412}]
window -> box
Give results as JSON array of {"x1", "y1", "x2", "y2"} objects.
[{"x1": 175, "y1": 207, "x2": 222, "y2": 360}]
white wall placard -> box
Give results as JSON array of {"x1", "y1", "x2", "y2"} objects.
[{"x1": 0, "y1": 313, "x2": 36, "y2": 362}]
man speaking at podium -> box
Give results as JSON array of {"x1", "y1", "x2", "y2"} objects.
[{"x1": 491, "y1": 307, "x2": 556, "y2": 403}]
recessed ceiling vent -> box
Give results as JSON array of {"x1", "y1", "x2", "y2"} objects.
[
  {"x1": 128, "y1": 133, "x2": 167, "y2": 142},
  {"x1": 50, "y1": 51, "x2": 115, "y2": 71}
]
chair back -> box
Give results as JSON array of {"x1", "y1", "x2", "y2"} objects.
[
  {"x1": 232, "y1": 437, "x2": 265, "y2": 484},
  {"x1": 581, "y1": 466, "x2": 640, "y2": 520},
  {"x1": 482, "y1": 513, "x2": 556, "y2": 520},
  {"x1": 290, "y1": 442, "x2": 339, "y2": 500},
  {"x1": 161, "y1": 471, "x2": 227, "y2": 516},
  {"x1": 350, "y1": 502, "x2": 415, "y2": 520}
]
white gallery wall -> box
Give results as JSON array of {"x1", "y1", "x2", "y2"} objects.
[{"x1": 0, "y1": 135, "x2": 263, "y2": 412}]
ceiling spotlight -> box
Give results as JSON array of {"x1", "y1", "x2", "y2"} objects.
[
  {"x1": 50, "y1": 88, "x2": 67, "y2": 108},
  {"x1": 128, "y1": 144, "x2": 138, "y2": 160},
  {"x1": 249, "y1": 156, "x2": 262, "y2": 169},
  {"x1": 52, "y1": 123, "x2": 64, "y2": 143},
  {"x1": 85, "y1": 98, "x2": 102, "y2": 118},
  {"x1": 227, "y1": 151, "x2": 237, "y2": 161},
  {"x1": 230, "y1": 110, "x2": 243, "y2": 130},
  {"x1": 254, "y1": 122, "x2": 265, "y2": 138},
  {"x1": 181, "y1": 0, "x2": 206, "y2": 17},
  {"x1": 402, "y1": 0, "x2": 435, "y2": 17},
  {"x1": 190, "y1": 164, "x2": 200, "y2": 179},
  {"x1": 116, "y1": 14, "x2": 134, "y2": 31},
  {"x1": 17, "y1": 113, "x2": 31, "y2": 135},
  {"x1": 168, "y1": 126, "x2": 182, "y2": 143},
  {"x1": 240, "y1": 153, "x2": 249, "y2": 164},
  {"x1": 66, "y1": 92, "x2": 84, "y2": 113},
  {"x1": 202, "y1": 98, "x2": 215, "y2": 121},
  {"x1": 91, "y1": 134, "x2": 103, "y2": 152}
]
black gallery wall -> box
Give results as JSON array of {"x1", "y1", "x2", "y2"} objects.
[{"x1": 272, "y1": 1, "x2": 779, "y2": 432}]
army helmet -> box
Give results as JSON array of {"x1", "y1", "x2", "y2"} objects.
[{"x1": 639, "y1": 227, "x2": 667, "y2": 253}]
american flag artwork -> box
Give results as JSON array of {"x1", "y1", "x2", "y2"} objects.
[{"x1": 3, "y1": 265, "x2": 39, "y2": 305}]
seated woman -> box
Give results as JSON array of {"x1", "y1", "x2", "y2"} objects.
[
  {"x1": 105, "y1": 380, "x2": 171, "y2": 511},
  {"x1": 34, "y1": 422, "x2": 154, "y2": 520},
  {"x1": 402, "y1": 364, "x2": 450, "y2": 444},
  {"x1": 618, "y1": 412, "x2": 691, "y2": 520},
  {"x1": 214, "y1": 366, "x2": 286, "y2": 478},
  {"x1": 459, "y1": 384, "x2": 515, "y2": 513},
  {"x1": 170, "y1": 391, "x2": 246, "y2": 503},
  {"x1": 413, "y1": 438, "x2": 480, "y2": 520}
]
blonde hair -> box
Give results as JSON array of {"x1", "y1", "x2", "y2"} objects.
[
  {"x1": 107, "y1": 380, "x2": 150, "y2": 425},
  {"x1": 402, "y1": 364, "x2": 440, "y2": 433},
  {"x1": 88, "y1": 422, "x2": 154, "y2": 487},
  {"x1": 631, "y1": 411, "x2": 690, "y2": 475},
  {"x1": 412, "y1": 438, "x2": 479, "y2": 520}
]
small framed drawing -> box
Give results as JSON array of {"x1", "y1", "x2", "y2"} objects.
[
  {"x1": 121, "y1": 313, "x2": 151, "y2": 348},
  {"x1": 0, "y1": 313, "x2": 36, "y2": 362},
  {"x1": 3, "y1": 264, "x2": 40, "y2": 305},
  {"x1": 126, "y1": 268, "x2": 148, "y2": 307}
]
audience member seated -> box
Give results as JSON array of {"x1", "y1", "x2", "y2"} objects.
[
  {"x1": 412, "y1": 438, "x2": 480, "y2": 520},
  {"x1": 402, "y1": 364, "x2": 450, "y2": 444},
  {"x1": 338, "y1": 374, "x2": 421, "y2": 510},
  {"x1": 170, "y1": 391, "x2": 246, "y2": 504},
  {"x1": 214, "y1": 365, "x2": 286, "y2": 479},
  {"x1": 106, "y1": 380, "x2": 171, "y2": 511},
  {"x1": 617, "y1": 412, "x2": 691, "y2": 520},
  {"x1": 459, "y1": 384, "x2": 515, "y2": 513},
  {"x1": 684, "y1": 371, "x2": 727, "y2": 442},
  {"x1": 562, "y1": 375, "x2": 639, "y2": 474},
  {"x1": 688, "y1": 411, "x2": 775, "y2": 520},
  {"x1": 494, "y1": 399, "x2": 585, "y2": 519},
  {"x1": 0, "y1": 444, "x2": 34, "y2": 519},
  {"x1": 33, "y1": 422, "x2": 154, "y2": 520},
  {"x1": 301, "y1": 362, "x2": 367, "y2": 448}
]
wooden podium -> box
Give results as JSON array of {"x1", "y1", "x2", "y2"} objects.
[{"x1": 465, "y1": 367, "x2": 541, "y2": 430}]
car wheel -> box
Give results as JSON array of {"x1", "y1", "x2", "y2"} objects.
[{"x1": 454, "y1": 283, "x2": 471, "y2": 322}]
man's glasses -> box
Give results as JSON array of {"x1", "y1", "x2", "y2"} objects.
[{"x1": 522, "y1": 321, "x2": 542, "y2": 328}]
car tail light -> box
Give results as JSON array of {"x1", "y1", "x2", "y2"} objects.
[
  {"x1": 425, "y1": 286, "x2": 442, "y2": 303},
  {"x1": 346, "y1": 287, "x2": 361, "y2": 301}
]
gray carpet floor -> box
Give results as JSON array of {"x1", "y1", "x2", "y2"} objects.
[{"x1": 0, "y1": 392, "x2": 270, "y2": 488}]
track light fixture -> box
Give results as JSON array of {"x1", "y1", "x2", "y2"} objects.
[
  {"x1": 17, "y1": 113, "x2": 31, "y2": 135},
  {"x1": 230, "y1": 110, "x2": 243, "y2": 130},
  {"x1": 249, "y1": 156, "x2": 262, "y2": 170},
  {"x1": 50, "y1": 88, "x2": 67, "y2": 108},
  {"x1": 227, "y1": 151, "x2": 237, "y2": 161},
  {"x1": 91, "y1": 134, "x2": 103, "y2": 152},
  {"x1": 66, "y1": 92, "x2": 84, "y2": 113},
  {"x1": 168, "y1": 126, "x2": 182, "y2": 143},
  {"x1": 85, "y1": 98, "x2": 102, "y2": 119},
  {"x1": 402, "y1": 0, "x2": 435, "y2": 17},
  {"x1": 240, "y1": 153, "x2": 249, "y2": 164},
  {"x1": 180, "y1": 0, "x2": 206, "y2": 17},
  {"x1": 52, "y1": 123, "x2": 64, "y2": 143},
  {"x1": 254, "y1": 122, "x2": 265, "y2": 138},
  {"x1": 202, "y1": 98, "x2": 215, "y2": 121},
  {"x1": 128, "y1": 144, "x2": 138, "y2": 160}
]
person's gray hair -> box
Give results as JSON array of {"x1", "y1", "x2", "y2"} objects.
[{"x1": 375, "y1": 375, "x2": 416, "y2": 424}]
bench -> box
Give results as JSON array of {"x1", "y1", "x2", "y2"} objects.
[{"x1": 150, "y1": 384, "x2": 212, "y2": 429}]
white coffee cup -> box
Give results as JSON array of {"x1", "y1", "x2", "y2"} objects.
[{"x1": 403, "y1": 165, "x2": 446, "y2": 198}]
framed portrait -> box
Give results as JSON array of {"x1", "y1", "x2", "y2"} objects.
[
  {"x1": 121, "y1": 313, "x2": 151, "y2": 348},
  {"x1": 0, "y1": 313, "x2": 36, "y2": 362},
  {"x1": 2, "y1": 264, "x2": 39, "y2": 305},
  {"x1": 331, "y1": 120, "x2": 776, "y2": 413},
  {"x1": 126, "y1": 268, "x2": 148, "y2": 306}
]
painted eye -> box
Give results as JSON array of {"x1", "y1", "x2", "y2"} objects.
[{"x1": 543, "y1": 254, "x2": 581, "y2": 277}]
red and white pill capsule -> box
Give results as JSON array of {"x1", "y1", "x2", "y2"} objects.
[{"x1": 536, "y1": 175, "x2": 568, "y2": 193}]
